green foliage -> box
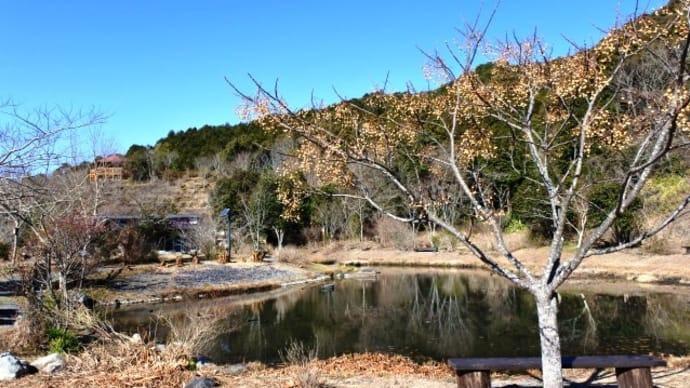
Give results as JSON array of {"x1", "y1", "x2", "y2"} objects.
[
  {"x1": 511, "y1": 180, "x2": 553, "y2": 241},
  {"x1": 642, "y1": 173, "x2": 689, "y2": 214},
  {"x1": 211, "y1": 170, "x2": 297, "y2": 247},
  {"x1": 153, "y1": 122, "x2": 273, "y2": 173},
  {"x1": 46, "y1": 327, "x2": 79, "y2": 353},
  {"x1": 587, "y1": 183, "x2": 642, "y2": 244},
  {"x1": 211, "y1": 170, "x2": 261, "y2": 216},
  {"x1": 124, "y1": 144, "x2": 152, "y2": 181},
  {"x1": 504, "y1": 217, "x2": 527, "y2": 234}
]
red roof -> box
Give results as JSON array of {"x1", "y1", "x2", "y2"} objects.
[{"x1": 96, "y1": 154, "x2": 124, "y2": 166}]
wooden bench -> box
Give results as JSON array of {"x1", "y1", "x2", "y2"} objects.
[{"x1": 448, "y1": 355, "x2": 666, "y2": 388}]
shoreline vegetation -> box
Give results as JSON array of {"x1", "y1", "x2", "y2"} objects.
[{"x1": 3, "y1": 243, "x2": 690, "y2": 387}]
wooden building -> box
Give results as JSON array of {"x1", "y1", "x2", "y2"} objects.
[{"x1": 89, "y1": 154, "x2": 125, "y2": 182}]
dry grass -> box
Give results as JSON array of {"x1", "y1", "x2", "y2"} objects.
[
  {"x1": 158, "y1": 311, "x2": 229, "y2": 356},
  {"x1": 666, "y1": 355, "x2": 690, "y2": 368},
  {"x1": 7, "y1": 340, "x2": 689, "y2": 388},
  {"x1": 279, "y1": 340, "x2": 322, "y2": 388},
  {"x1": 374, "y1": 216, "x2": 414, "y2": 250},
  {"x1": 0, "y1": 318, "x2": 38, "y2": 355},
  {"x1": 9, "y1": 311, "x2": 231, "y2": 388},
  {"x1": 10, "y1": 334, "x2": 194, "y2": 388},
  {"x1": 277, "y1": 245, "x2": 308, "y2": 264}
]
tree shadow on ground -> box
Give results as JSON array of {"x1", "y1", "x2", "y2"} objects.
[{"x1": 499, "y1": 367, "x2": 687, "y2": 387}]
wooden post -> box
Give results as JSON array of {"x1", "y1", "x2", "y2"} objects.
[
  {"x1": 616, "y1": 367, "x2": 653, "y2": 388},
  {"x1": 456, "y1": 371, "x2": 490, "y2": 388}
]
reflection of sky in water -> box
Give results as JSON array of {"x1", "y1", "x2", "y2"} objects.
[{"x1": 115, "y1": 270, "x2": 690, "y2": 364}]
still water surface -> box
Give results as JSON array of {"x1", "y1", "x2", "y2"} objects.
[{"x1": 113, "y1": 269, "x2": 690, "y2": 364}]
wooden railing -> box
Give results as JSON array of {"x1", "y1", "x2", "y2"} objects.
[{"x1": 89, "y1": 167, "x2": 123, "y2": 182}]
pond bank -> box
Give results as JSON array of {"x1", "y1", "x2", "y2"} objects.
[
  {"x1": 303, "y1": 245, "x2": 690, "y2": 287},
  {"x1": 85, "y1": 245, "x2": 690, "y2": 308}
]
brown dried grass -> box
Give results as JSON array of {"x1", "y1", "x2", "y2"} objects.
[
  {"x1": 277, "y1": 245, "x2": 307, "y2": 264},
  {"x1": 279, "y1": 340, "x2": 322, "y2": 388},
  {"x1": 10, "y1": 335, "x2": 194, "y2": 388},
  {"x1": 8, "y1": 310, "x2": 232, "y2": 388},
  {"x1": 0, "y1": 318, "x2": 38, "y2": 355}
]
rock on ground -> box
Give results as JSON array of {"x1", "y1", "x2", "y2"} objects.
[
  {"x1": 184, "y1": 376, "x2": 218, "y2": 388},
  {"x1": 30, "y1": 353, "x2": 66, "y2": 374},
  {"x1": 0, "y1": 352, "x2": 37, "y2": 381}
]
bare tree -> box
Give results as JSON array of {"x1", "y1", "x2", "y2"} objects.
[
  {"x1": 0, "y1": 101, "x2": 106, "y2": 264},
  {"x1": 179, "y1": 215, "x2": 218, "y2": 262},
  {"x1": 239, "y1": 176, "x2": 279, "y2": 251},
  {"x1": 0, "y1": 101, "x2": 106, "y2": 336},
  {"x1": 231, "y1": 4, "x2": 690, "y2": 386}
]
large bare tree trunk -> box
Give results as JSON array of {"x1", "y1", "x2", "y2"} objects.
[{"x1": 535, "y1": 289, "x2": 563, "y2": 388}]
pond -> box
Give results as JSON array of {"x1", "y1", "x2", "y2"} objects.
[{"x1": 112, "y1": 268, "x2": 690, "y2": 364}]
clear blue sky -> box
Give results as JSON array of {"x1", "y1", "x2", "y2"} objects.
[{"x1": 0, "y1": 1, "x2": 667, "y2": 154}]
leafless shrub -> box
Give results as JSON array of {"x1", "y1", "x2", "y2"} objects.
[
  {"x1": 277, "y1": 245, "x2": 304, "y2": 263},
  {"x1": 158, "y1": 313, "x2": 220, "y2": 356},
  {"x1": 642, "y1": 236, "x2": 674, "y2": 255},
  {"x1": 280, "y1": 339, "x2": 322, "y2": 388},
  {"x1": 373, "y1": 215, "x2": 413, "y2": 250}
]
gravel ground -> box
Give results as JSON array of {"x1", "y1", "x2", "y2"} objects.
[
  {"x1": 111, "y1": 262, "x2": 314, "y2": 293},
  {"x1": 172, "y1": 265, "x2": 298, "y2": 288}
]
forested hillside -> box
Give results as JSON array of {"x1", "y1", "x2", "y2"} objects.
[{"x1": 103, "y1": 1, "x2": 690, "y2": 256}]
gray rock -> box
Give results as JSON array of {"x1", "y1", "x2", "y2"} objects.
[
  {"x1": 31, "y1": 352, "x2": 65, "y2": 373},
  {"x1": 184, "y1": 376, "x2": 218, "y2": 388},
  {"x1": 0, "y1": 352, "x2": 38, "y2": 381}
]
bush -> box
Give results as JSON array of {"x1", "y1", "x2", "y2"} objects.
[
  {"x1": 504, "y1": 217, "x2": 527, "y2": 233},
  {"x1": 642, "y1": 174, "x2": 689, "y2": 214},
  {"x1": 279, "y1": 340, "x2": 321, "y2": 388},
  {"x1": 587, "y1": 183, "x2": 642, "y2": 245},
  {"x1": 511, "y1": 181, "x2": 554, "y2": 241},
  {"x1": 373, "y1": 215, "x2": 413, "y2": 250},
  {"x1": 277, "y1": 245, "x2": 305, "y2": 263},
  {"x1": 46, "y1": 327, "x2": 80, "y2": 353}
]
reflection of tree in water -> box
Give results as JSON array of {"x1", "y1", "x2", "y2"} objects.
[
  {"x1": 559, "y1": 294, "x2": 598, "y2": 352},
  {"x1": 273, "y1": 288, "x2": 307, "y2": 324},
  {"x1": 556, "y1": 291, "x2": 690, "y2": 355},
  {"x1": 245, "y1": 301, "x2": 266, "y2": 356},
  {"x1": 407, "y1": 275, "x2": 473, "y2": 349},
  {"x1": 643, "y1": 294, "x2": 690, "y2": 350},
  {"x1": 358, "y1": 272, "x2": 535, "y2": 357},
  {"x1": 192, "y1": 273, "x2": 690, "y2": 363}
]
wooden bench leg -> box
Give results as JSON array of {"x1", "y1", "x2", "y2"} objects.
[
  {"x1": 615, "y1": 367, "x2": 653, "y2": 388},
  {"x1": 456, "y1": 370, "x2": 490, "y2": 388}
]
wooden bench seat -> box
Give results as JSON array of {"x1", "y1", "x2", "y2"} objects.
[{"x1": 448, "y1": 355, "x2": 666, "y2": 388}]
